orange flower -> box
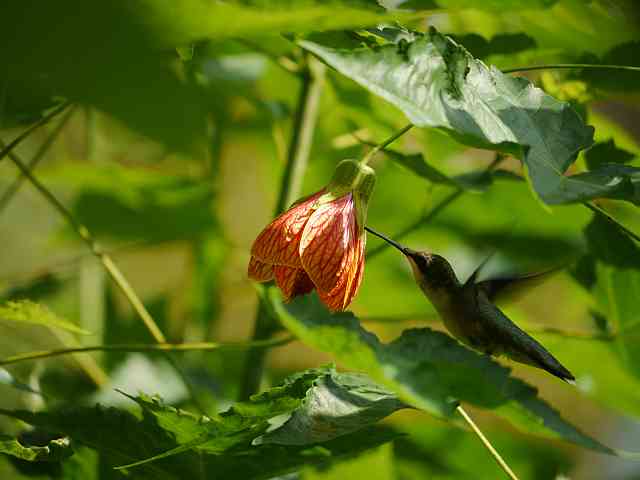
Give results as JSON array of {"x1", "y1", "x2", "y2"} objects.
[{"x1": 248, "y1": 160, "x2": 375, "y2": 311}]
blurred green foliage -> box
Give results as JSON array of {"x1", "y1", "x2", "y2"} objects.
[{"x1": 1, "y1": 0, "x2": 640, "y2": 479}]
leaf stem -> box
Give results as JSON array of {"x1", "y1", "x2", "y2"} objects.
[
  {"x1": 456, "y1": 405, "x2": 520, "y2": 480},
  {"x1": 0, "y1": 336, "x2": 294, "y2": 366},
  {"x1": 583, "y1": 202, "x2": 640, "y2": 243},
  {"x1": 239, "y1": 55, "x2": 325, "y2": 400},
  {"x1": 0, "y1": 101, "x2": 71, "y2": 164},
  {"x1": 360, "y1": 123, "x2": 413, "y2": 166},
  {"x1": 503, "y1": 63, "x2": 640, "y2": 74}
]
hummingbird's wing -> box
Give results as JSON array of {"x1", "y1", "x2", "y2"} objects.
[
  {"x1": 474, "y1": 291, "x2": 574, "y2": 381},
  {"x1": 476, "y1": 267, "x2": 564, "y2": 304}
]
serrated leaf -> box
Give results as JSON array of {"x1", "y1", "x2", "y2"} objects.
[
  {"x1": 0, "y1": 371, "x2": 400, "y2": 480},
  {"x1": 0, "y1": 435, "x2": 72, "y2": 462},
  {"x1": 255, "y1": 370, "x2": 405, "y2": 445},
  {"x1": 272, "y1": 292, "x2": 614, "y2": 455},
  {"x1": 0, "y1": 301, "x2": 89, "y2": 335},
  {"x1": 300, "y1": 29, "x2": 639, "y2": 205}
]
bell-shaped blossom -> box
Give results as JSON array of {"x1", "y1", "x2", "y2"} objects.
[{"x1": 248, "y1": 160, "x2": 375, "y2": 311}]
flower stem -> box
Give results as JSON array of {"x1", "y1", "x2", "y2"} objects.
[
  {"x1": 502, "y1": 63, "x2": 640, "y2": 74},
  {"x1": 360, "y1": 123, "x2": 413, "y2": 166},
  {"x1": 456, "y1": 405, "x2": 520, "y2": 480},
  {"x1": 238, "y1": 55, "x2": 325, "y2": 400},
  {"x1": 0, "y1": 336, "x2": 294, "y2": 366}
]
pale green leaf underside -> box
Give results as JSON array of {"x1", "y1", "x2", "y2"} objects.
[{"x1": 300, "y1": 30, "x2": 639, "y2": 205}]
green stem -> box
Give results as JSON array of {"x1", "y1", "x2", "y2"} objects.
[
  {"x1": 503, "y1": 63, "x2": 640, "y2": 74},
  {"x1": 0, "y1": 106, "x2": 75, "y2": 215},
  {"x1": 583, "y1": 202, "x2": 640, "y2": 243},
  {"x1": 238, "y1": 56, "x2": 325, "y2": 401},
  {"x1": 360, "y1": 123, "x2": 413, "y2": 166},
  {"x1": 456, "y1": 405, "x2": 520, "y2": 480},
  {"x1": 0, "y1": 101, "x2": 70, "y2": 164},
  {"x1": 0, "y1": 336, "x2": 294, "y2": 366}
]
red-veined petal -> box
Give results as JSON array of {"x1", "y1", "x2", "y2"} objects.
[
  {"x1": 319, "y1": 231, "x2": 365, "y2": 311},
  {"x1": 273, "y1": 265, "x2": 316, "y2": 302},
  {"x1": 250, "y1": 189, "x2": 324, "y2": 267},
  {"x1": 299, "y1": 193, "x2": 356, "y2": 293},
  {"x1": 248, "y1": 256, "x2": 274, "y2": 282}
]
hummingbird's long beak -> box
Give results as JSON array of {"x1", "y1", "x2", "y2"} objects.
[{"x1": 364, "y1": 226, "x2": 410, "y2": 255}]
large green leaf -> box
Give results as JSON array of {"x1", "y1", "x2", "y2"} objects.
[
  {"x1": 0, "y1": 367, "x2": 400, "y2": 478},
  {"x1": 272, "y1": 291, "x2": 613, "y2": 454},
  {"x1": 255, "y1": 371, "x2": 405, "y2": 446},
  {"x1": 300, "y1": 29, "x2": 640, "y2": 205}
]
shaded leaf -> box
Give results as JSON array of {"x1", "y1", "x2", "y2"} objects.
[
  {"x1": 580, "y1": 41, "x2": 640, "y2": 92},
  {"x1": 585, "y1": 213, "x2": 640, "y2": 381},
  {"x1": 0, "y1": 369, "x2": 400, "y2": 479},
  {"x1": 273, "y1": 292, "x2": 613, "y2": 454},
  {"x1": 586, "y1": 140, "x2": 636, "y2": 170},
  {"x1": 300, "y1": 29, "x2": 640, "y2": 205},
  {"x1": 0, "y1": 301, "x2": 89, "y2": 335},
  {"x1": 450, "y1": 33, "x2": 537, "y2": 60},
  {"x1": 49, "y1": 164, "x2": 217, "y2": 241}
]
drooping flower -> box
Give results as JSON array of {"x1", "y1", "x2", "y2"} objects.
[{"x1": 248, "y1": 160, "x2": 375, "y2": 311}]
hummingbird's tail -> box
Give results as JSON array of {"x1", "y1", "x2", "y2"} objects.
[
  {"x1": 364, "y1": 226, "x2": 409, "y2": 254},
  {"x1": 508, "y1": 331, "x2": 575, "y2": 382}
]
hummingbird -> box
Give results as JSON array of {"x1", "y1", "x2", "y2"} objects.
[{"x1": 365, "y1": 226, "x2": 574, "y2": 381}]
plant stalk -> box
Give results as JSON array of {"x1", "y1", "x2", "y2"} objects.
[
  {"x1": 456, "y1": 405, "x2": 520, "y2": 480},
  {"x1": 0, "y1": 106, "x2": 75, "y2": 214},
  {"x1": 0, "y1": 336, "x2": 294, "y2": 366},
  {"x1": 238, "y1": 56, "x2": 325, "y2": 400},
  {"x1": 0, "y1": 101, "x2": 71, "y2": 164},
  {"x1": 360, "y1": 123, "x2": 413, "y2": 166}
]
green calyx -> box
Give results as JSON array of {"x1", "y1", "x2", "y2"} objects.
[{"x1": 320, "y1": 159, "x2": 376, "y2": 233}]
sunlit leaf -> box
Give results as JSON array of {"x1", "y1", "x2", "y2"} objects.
[{"x1": 300, "y1": 29, "x2": 640, "y2": 205}]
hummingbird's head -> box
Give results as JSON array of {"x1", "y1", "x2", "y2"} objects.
[
  {"x1": 364, "y1": 226, "x2": 459, "y2": 290},
  {"x1": 403, "y1": 251, "x2": 459, "y2": 291}
]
